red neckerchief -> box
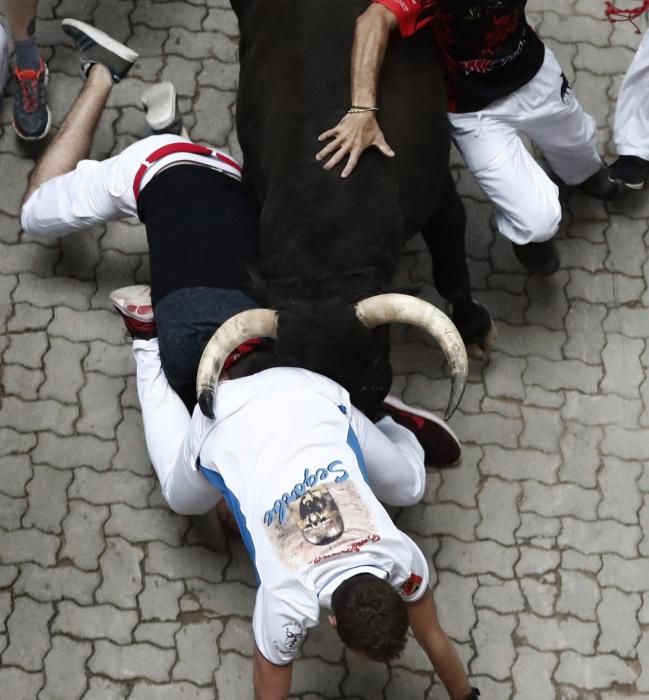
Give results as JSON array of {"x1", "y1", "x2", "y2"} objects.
[
  {"x1": 223, "y1": 338, "x2": 265, "y2": 372},
  {"x1": 605, "y1": 1, "x2": 649, "y2": 33}
]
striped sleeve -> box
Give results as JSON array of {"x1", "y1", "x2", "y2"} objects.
[{"x1": 371, "y1": 0, "x2": 437, "y2": 38}]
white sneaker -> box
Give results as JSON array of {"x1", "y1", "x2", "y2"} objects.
[
  {"x1": 109, "y1": 285, "x2": 156, "y2": 339},
  {"x1": 0, "y1": 24, "x2": 10, "y2": 95},
  {"x1": 141, "y1": 82, "x2": 183, "y2": 134}
]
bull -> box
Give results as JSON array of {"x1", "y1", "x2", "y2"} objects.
[{"x1": 197, "y1": 0, "x2": 494, "y2": 419}]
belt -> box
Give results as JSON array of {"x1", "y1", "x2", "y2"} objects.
[{"x1": 132, "y1": 142, "x2": 243, "y2": 200}]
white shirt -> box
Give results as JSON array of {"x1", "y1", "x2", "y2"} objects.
[{"x1": 188, "y1": 367, "x2": 429, "y2": 665}]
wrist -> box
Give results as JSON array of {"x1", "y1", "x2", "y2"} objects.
[{"x1": 367, "y1": 2, "x2": 398, "y2": 29}]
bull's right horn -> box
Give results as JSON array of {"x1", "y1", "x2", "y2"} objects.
[
  {"x1": 354, "y1": 293, "x2": 468, "y2": 420},
  {"x1": 196, "y1": 309, "x2": 278, "y2": 418}
]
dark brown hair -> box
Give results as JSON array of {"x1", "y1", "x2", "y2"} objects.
[{"x1": 331, "y1": 574, "x2": 409, "y2": 661}]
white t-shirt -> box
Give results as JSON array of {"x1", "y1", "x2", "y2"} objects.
[{"x1": 188, "y1": 367, "x2": 429, "y2": 665}]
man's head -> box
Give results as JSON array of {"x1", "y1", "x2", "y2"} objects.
[{"x1": 330, "y1": 573, "x2": 409, "y2": 661}]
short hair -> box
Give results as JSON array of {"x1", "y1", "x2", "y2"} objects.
[{"x1": 331, "y1": 574, "x2": 409, "y2": 661}]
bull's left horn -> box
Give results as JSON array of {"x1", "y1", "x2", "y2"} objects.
[
  {"x1": 196, "y1": 309, "x2": 279, "y2": 418},
  {"x1": 354, "y1": 293, "x2": 468, "y2": 420}
]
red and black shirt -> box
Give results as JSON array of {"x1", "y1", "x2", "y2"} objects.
[{"x1": 374, "y1": 0, "x2": 546, "y2": 113}]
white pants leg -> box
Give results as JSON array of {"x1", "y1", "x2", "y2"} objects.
[
  {"x1": 615, "y1": 29, "x2": 649, "y2": 159},
  {"x1": 449, "y1": 48, "x2": 600, "y2": 245},
  {"x1": 134, "y1": 338, "x2": 223, "y2": 516},
  {"x1": 450, "y1": 109, "x2": 562, "y2": 244},
  {"x1": 518, "y1": 48, "x2": 601, "y2": 186},
  {"x1": 21, "y1": 134, "x2": 195, "y2": 239}
]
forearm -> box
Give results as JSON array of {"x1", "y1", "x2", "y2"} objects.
[
  {"x1": 408, "y1": 591, "x2": 472, "y2": 700},
  {"x1": 253, "y1": 647, "x2": 292, "y2": 700},
  {"x1": 350, "y1": 4, "x2": 397, "y2": 107}
]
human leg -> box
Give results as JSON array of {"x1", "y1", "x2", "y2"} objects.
[
  {"x1": 421, "y1": 171, "x2": 494, "y2": 356},
  {"x1": 134, "y1": 337, "x2": 223, "y2": 515}
]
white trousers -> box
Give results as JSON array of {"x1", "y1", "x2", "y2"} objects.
[
  {"x1": 21, "y1": 134, "x2": 241, "y2": 238},
  {"x1": 449, "y1": 48, "x2": 601, "y2": 245},
  {"x1": 615, "y1": 29, "x2": 649, "y2": 159},
  {"x1": 134, "y1": 338, "x2": 425, "y2": 516}
]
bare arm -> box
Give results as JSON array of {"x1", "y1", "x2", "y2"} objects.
[
  {"x1": 316, "y1": 3, "x2": 397, "y2": 177},
  {"x1": 407, "y1": 589, "x2": 474, "y2": 700},
  {"x1": 253, "y1": 646, "x2": 293, "y2": 700}
]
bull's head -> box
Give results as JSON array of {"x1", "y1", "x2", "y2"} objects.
[{"x1": 196, "y1": 293, "x2": 468, "y2": 421}]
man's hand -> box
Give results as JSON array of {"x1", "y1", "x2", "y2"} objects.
[{"x1": 316, "y1": 111, "x2": 395, "y2": 178}]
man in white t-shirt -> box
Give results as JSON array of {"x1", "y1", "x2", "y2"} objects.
[{"x1": 125, "y1": 323, "x2": 479, "y2": 700}]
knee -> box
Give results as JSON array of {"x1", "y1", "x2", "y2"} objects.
[{"x1": 501, "y1": 192, "x2": 562, "y2": 245}]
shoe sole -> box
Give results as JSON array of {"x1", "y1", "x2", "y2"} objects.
[
  {"x1": 141, "y1": 82, "x2": 179, "y2": 133},
  {"x1": 382, "y1": 395, "x2": 462, "y2": 467},
  {"x1": 109, "y1": 286, "x2": 153, "y2": 322},
  {"x1": 608, "y1": 175, "x2": 645, "y2": 191},
  {"x1": 61, "y1": 19, "x2": 139, "y2": 65}
]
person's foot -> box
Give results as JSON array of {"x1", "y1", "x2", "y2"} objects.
[
  {"x1": 512, "y1": 240, "x2": 559, "y2": 276},
  {"x1": 608, "y1": 155, "x2": 649, "y2": 190},
  {"x1": 13, "y1": 57, "x2": 51, "y2": 141},
  {"x1": 380, "y1": 395, "x2": 462, "y2": 468},
  {"x1": 577, "y1": 166, "x2": 618, "y2": 200},
  {"x1": 0, "y1": 24, "x2": 9, "y2": 96},
  {"x1": 110, "y1": 285, "x2": 156, "y2": 339},
  {"x1": 141, "y1": 82, "x2": 184, "y2": 135},
  {"x1": 61, "y1": 18, "x2": 138, "y2": 83}
]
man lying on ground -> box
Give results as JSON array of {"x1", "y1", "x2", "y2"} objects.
[{"x1": 20, "y1": 18, "x2": 478, "y2": 700}]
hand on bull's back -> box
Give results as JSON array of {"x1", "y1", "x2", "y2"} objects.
[{"x1": 316, "y1": 111, "x2": 395, "y2": 178}]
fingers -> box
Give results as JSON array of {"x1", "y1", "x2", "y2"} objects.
[
  {"x1": 322, "y1": 144, "x2": 352, "y2": 172},
  {"x1": 318, "y1": 127, "x2": 340, "y2": 142},
  {"x1": 316, "y1": 135, "x2": 345, "y2": 162},
  {"x1": 341, "y1": 148, "x2": 362, "y2": 178},
  {"x1": 376, "y1": 139, "x2": 396, "y2": 158}
]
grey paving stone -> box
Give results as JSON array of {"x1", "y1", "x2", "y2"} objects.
[
  {"x1": 0, "y1": 668, "x2": 45, "y2": 700},
  {"x1": 436, "y1": 537, "x2": 518, "y2": 578},
  {"x1": 522, "y1": 481, "x2": 599, "y2": 520},
  {"x1": 517, "y1": 613, "x2": 597, "y2": 654},
  {"x1": 476, "y1": 478, "x2": 520, "y2": 545},
  {"x1": 520, "y1": 578, "x2": 557, "y2": 617},
  {"x1": 0, "y1": 429, "x2": 37, "y2": 456},
  {"x1": 135, "y1": 622, "x2": 182, "y2": 648},
  {"x1": 83, "y1": 677, "x2": 130, "y2": 699},
  {"x1": 398, "y1": 502, "x2": 479, "y2": 542},
  {"x1": 511, "y1": 646, "x2": 557, "y2": 700},
  {"x1": 0, "y1": 454, "x2": 33, "y2": 497},
  {"x1": 77, "y1": 372, "x2": 125, "y2": 440},
  {"x1": 3, "y1": 365, "x2": 45, "y2": 400},
  {"x1": 474, "y1": 579, "x2": 524, "y2": 614},
  {"x1": 597, "y1": 588, "x2": 642, "y2": 658},
  {"x1": 32, "y1": 432, "x2": 116, "y2": 471},
  {"x1": 146, "y1": 543, "x2": 228, "y2": 584},
  {"x1": 515, "y1": 546, "x2": 560, "y2": 577},
  {"x1": 39, "y1": 636, "x2": 92, "y2": 700},
  {"x1": 173, "y1": 619, "x2": 223, "y2": 684},
  {"x1": 0, "y1": 529, "x2": 59, "y2": 567},
  {"x1": 0, "y1": 493, "x2": 27, "y2": 529},
  {"x1": 40, "y1": 337, "x2": 88, "y2": 404},
  {"x1": 49, "y1": 307, "x2": 124, "y2": 343},
  {"x1": 301, "y1": 617, "x2": 343, "y2": 664},
  {"x1": 15, "y1": 273, "x2": 94, "y2": 311},
  {"x1": 23, "y1": 464, "x2": 73, "y2": 534},
  {"x1": 139, "y1": 575, "x2": 184, "y2": 622},
  {"x1": 189, "y1": 580, "x2": 256, "y2": 618},
  {"x1": 525, "y1": 357, "x2": 602, "y2": 393},
  {"x1": 342, "y1": 650, "x2": 390, "y2": 699},
  {"x1": 69, "y1": 467, "x2": 152, "y2": 508},
  {"x1": 95, "y1": 537, "x2": 144, "y2": 609},
  {"x1": 105, "y1": 504, "x2": 186, "y2": 546},
  {"x1": 555, "y1": 650, "x2": 637, "y2": 689},
  {"x1": 129, "y1": 683, "x2": 216, "y2": 700},
  {"x1": 481, "y1": 445, "x2": 560, "y2": 484},
  {"x1": 89, "y1": 640, "x2": 175, "y2": 683},
  {"x1": 470, "y1": 608, "x2": 516, "y2": 680},
  {"x1": 14, "y1": 563, "x2": 99, "y2": 605},
  {"x1": 556, "y1": 570, "x2": 601, "y2": 621},
  {"x1": 4, "y1": 596, "x2": 54, "y2": 671},
  {"x1": 53, "y1": 601, "x2": 138, "y2": 643},
  {"x1": 5, "y1": 331, "x2": 49, "y2": 369},
  {"x1": 559, "y1": 517, "x2": 641, "y2": 558},
  {"x1": 60, "y1": 501, "x2": 110, "y2": 571},
  {"x1": 598, "y1": 457, "x2": 643, "y2": 525},
  {"x1": 0, "y1": 396, "x2": 78, "y2": 435},
  {"x1": 434, "y1": 571, "x2": 478, "y2": 643},
  {"x1": 213, "y1": 651, "x2": 254, "y2": 700}
]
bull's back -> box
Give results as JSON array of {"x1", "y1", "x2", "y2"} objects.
[{"x1": 234, "y1": 0, "x2": 449, "y2": 296}]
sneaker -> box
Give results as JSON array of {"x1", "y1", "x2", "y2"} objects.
[
  {"x1": 512, "y1": 240, "x2": 559, "y2": 276},
  {"x1": 141, "y1": 82, "x2": 184, "y2": 135},
  {"x1": 380, "y1": 395, "x2": 461, "y2": 468},
  {"x1": 577, "y1": 166, "x2": 618, "y2": 200},
  {"x1": 61, "y1": 18, "x2": 138, "y2": 83},
  {"x1": 0, "y1": 25, "x2": 9, "y2": 95},
  {"x1": 608, "y1": 155, "x2": 649, "y2": 190},
  {"x1": 110, "y1": 285, "x2": 156, "y2": 339},
  {"x1": 13, "y1": 57, "x2": 51, "y2": 141}
]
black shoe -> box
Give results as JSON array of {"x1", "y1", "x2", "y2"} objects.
[
  {"x1": 512, "y1": 240, "x2": 559, "y2": 276},
  {"x1": 578, "y1": 167, "x2": 618, "y2": 200},
  {"x1": 608, "y1": 155, "x2": 649, "y2": 190},
  {"x1": 61, "y1": 18, "x2": 138, "y2": 83},
  {"x1": 13, "y1": 58, "x2": 51, "y2": 141}
]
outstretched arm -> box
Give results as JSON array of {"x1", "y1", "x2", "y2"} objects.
[
  {"x1": 253, "y1": 646, "x2": 293, "y2": 700},
  {"x1": 407, "y1": 589, "x2": 475, "y2": 700},
  {"x1": 316, "y1": 3, "x2": 397, "y2": 178}
]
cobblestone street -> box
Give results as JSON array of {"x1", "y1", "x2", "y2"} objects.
[{"x1": 1, "y1": 1, "x2": 649, "y2": 698}]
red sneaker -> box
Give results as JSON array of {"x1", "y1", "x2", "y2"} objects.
[
  {"x1": 110, "y1": 285, "x2": 156, "y2": 339},
  {"x1": 381, "y1": 395, "x2": 461, "y2": 468}
]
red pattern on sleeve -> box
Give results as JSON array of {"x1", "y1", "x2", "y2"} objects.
[{"x1": 372, "y1": 0, "x2": 438, "y2": 38}]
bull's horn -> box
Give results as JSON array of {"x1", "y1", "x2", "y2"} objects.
[
  {"x1": 354, "y1": 293, "x2": 468, "y2": 420},
  {"x1": 196, "y1": 309, "x2": 279, "y2": 418}
]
